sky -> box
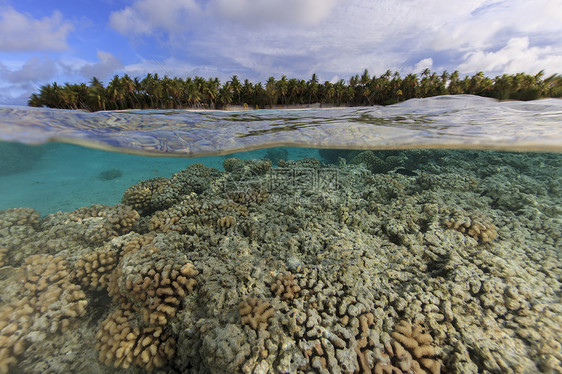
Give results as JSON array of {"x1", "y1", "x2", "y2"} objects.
[{"x1": 0, "y1": 0, "x2": 561, "y2": 105}]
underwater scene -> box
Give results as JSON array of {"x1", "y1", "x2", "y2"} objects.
[{"x1": 0, "y1": 97, "x2": 561, "y2": 374}]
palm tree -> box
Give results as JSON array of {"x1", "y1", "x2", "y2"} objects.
[
  {"x1": 276, "y1": 75, "x2": 288, "y2": 106},
  {"x1": 307, "y1": 73, "x2": 319, "y2": 104},
  {"x1": 28, "y1": 69, "x2": 561, "y2": 111},
  {"x1": 107, "y1": 75, "x2": 125, "y2": 109},
  {"x1": 204, "y1": 77, "x2": 220, "y2": 108},
  {"x1": 229, "y1": 75, "x2": 242, "y2": 105},
  {"x1": 217, "y1": 81, "x2": 233, "y2": 109},
  {"x1": 448, "y1": 71, "x2": 462, "y2": 95},
  {"x1": 360, "y1": 69, "x2": 370, "y2": 85},
  {"x1": 265, "y1": 77, "x2": 277, "y2": 108},
  {"x1": 241, "y1": 79, "x2": 254, "y2": 107}
]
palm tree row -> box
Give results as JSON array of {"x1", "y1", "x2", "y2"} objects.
[{"x1": 28, "y1": 69, "x2": 562, "y2": 111}]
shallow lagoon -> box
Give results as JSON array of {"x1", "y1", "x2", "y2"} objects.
[{"x1": 0, "y1": 97, "x2": 561, "y2": 373}]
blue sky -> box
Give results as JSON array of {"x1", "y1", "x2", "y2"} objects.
[{"x1": 1, "y1": 0, "x2": 561, "y2": 105}]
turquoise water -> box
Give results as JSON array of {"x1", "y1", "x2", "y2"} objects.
[
  {"x1": 0, "y1": 97, "x2": 561, "y2": 373},
  {"x1": 0, "y1": 142, "x2": 316, "y2": 215}
]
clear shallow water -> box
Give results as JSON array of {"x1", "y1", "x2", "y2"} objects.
[
  {"x1": 0, "y1": 96, "x2": 561, "y2": 373},
  {"x1": 1, "y1": 95, "x2": 562, "y2": 155}
]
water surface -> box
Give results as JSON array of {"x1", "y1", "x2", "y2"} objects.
[{"x1": 2, "y1": 95, "x2": 562, "y2": 155}]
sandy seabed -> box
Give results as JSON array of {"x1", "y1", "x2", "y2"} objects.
[{"x1": 0, "y1": 148, "x2": 561, "y2": 373}]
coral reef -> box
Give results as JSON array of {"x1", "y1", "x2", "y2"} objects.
[
  {"x1": 0, "y1": 254, "x2": 87, "y2": 373},
  {"x1": 0, "y1": 150, "x2": 560, "y2": 373},
  {"x1": 443, "y1": 211, "x2": 498, "y2": 243},
  {"x1": 350, "y1": 151, "x2": 396, "y2": 174},
  {"x1": 271, "y1": 272, "x2": 301, "y2": 302},
  {"x1": 69, "y1": 204, "x2": 140, "y2": 244},
  {"x1": 0, "y1": 248, "x2": 6, "y2": 267},
  {"x1": 0, "y1": 207, "x2": 40, "y2": 229},
  {"x1": 375, "y1": 320, "x2": 441, "y2": 374},
  {"x1": 239, "y1": 297, "x2": 275, "y2": 331},
  {"x1": 95, "y1": 242, "x2": 198, "y2": 370},
  {"x1": 223, "y1": 157, "x2": 245, "y2": 172},
  {"x1": 73, "y1": 248, "x2": 119, "y2": 291},
  {"x1": 95, "y1": 308, "x2": 176, "y2": 370},
  {"x1": 121, "y1": 177, "x2": 173, "y2": 214}
]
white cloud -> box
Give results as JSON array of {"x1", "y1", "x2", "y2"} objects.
[
  {"x1": 110, "y1": 0, "x2": 336, "y2": 36},
  {"x1": 0, "y1": 53, "x2": 123, "y2": 105},
  {"x1": 79, "y1": 51, "x2": 124, "y2": 79},
  {"x1": 109, "y1": 0, "x2": 201, "y2": 35},
  {"x1": 122, "y1": 57, "x2": 237, "y2": 83},
  {"x1": 458, "y1": 37, "x2": 562, "y2": 75},
  {"x1": 414, "y1": 58, "x2": 434, "y2": 74},
  {"x1": 0, "y1": 6, "x2": 73, "y2": 51},
  {"x1": 0, "y1": 57, "x2": 60, "y2": 105},
  {"x1": 211, "y1": 0, "x2": 337, "y2": 26},
  {"x1": 109, "y1": 0, "x2": 562, "y2": 80},
  {"x1": 0, "y1": 57, "x2": 57, "y2": 83}
]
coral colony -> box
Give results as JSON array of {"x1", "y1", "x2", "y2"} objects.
[{"x1": 1, "y1": 150, "x2": 561, "y2": 373}]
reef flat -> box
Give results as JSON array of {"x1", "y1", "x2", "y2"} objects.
[{"x1": 0, "y1": 149, "x2": 560, "y2": 373}]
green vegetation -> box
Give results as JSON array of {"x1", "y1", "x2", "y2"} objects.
[{"x1": 28, "y1": 69, "x2": 562, "y2": 111}]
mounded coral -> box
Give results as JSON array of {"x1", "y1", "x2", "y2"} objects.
[
  {"x1": 0, "y1": 208, "x2": 40, "y2": 258},
  {"x1": 375, "y1": 320, "x2": 441, "y2": 374},
  {"x1": 0, "y1": 254, "x2": 87, "y2": 374},
  {"x1": 121, "y1": 233, "x2": 156, "y2": 256},
  {"x1": 271, "y1": 272, "x2": 301, "y2": 302},
  {"x1": 223, "y1": 157, "x2": 245, "y2": 172},
  {"x1": 69, "y1": 204, "x2": 140, "y2": 244},
  {"x1": 170, "y1": 163, "x2": 218, "y2": 194},
  {"x1": 217, "y1": 215, "x2": 236, "y2": 229},
  {"x1": 19, "y1": 255, "x2": 88, "y2": 331},
  {"x1": 0, "y1": 298, "x2": 32, "y2": 374},
  {"x1": 121, "y1": 177, "x2": 172, "y2": 214},
  {"x1": 97, "y1": 242, "x2": 198, "y2": 370},
  {"x1": 239, "y1": 297, "x2": 275, "y2": 330},
  {"x1": 248, "y1": 159, "x2": 272, "y2": 176},
  {"x1": 95, "y1": 308, "x2": 175, "y2": 370},
  {"x1": 226, "y1": 189, "x2": 268, "y2": 205},
  {"x1": 0, "y1": 248, "x2": 7, "y2": 267},
  {"x1": 0, "y1": 207, "x2": 40, "y2": 230},
  {"x1": 350, "y1": 151, "x2": 400, "y2": 174},
  {"x1": 443, "y1": 212, "x2": 498, "y2": 243},
  {"x1": 73, "y1": 248, "x2": 119, "y2": 291},
  {"x1": 148, "y1": 197, "x2": 248, "y2": 233},
  {"x1": 109, "y1": 246, "x2": 198, "y2": 325}
]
